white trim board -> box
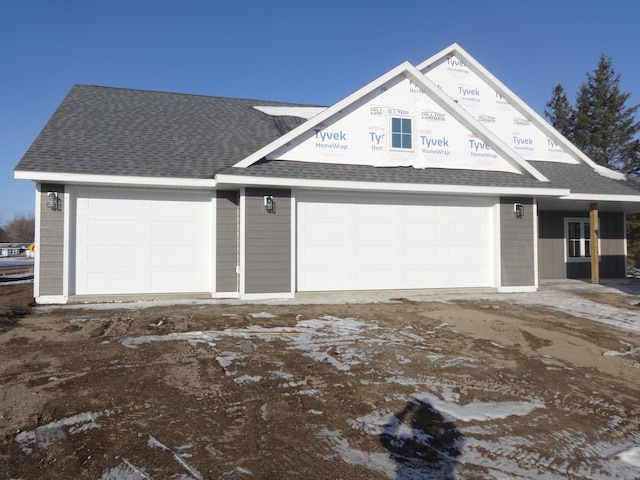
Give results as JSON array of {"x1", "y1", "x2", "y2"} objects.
[
  {"x1": 216, "y1": 174, "x2": 569, "y2": 197},
  {"x1": 15, "y1": 171, "x2": 216, "y2": 189}
]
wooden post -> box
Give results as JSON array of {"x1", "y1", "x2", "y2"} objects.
[{"x1": 590, "y1": 203, "x2": 599, "y2": 284}]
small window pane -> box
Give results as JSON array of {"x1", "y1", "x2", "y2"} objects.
[
  {"x1": 584, "y1": 222, "x2": 591, "y2": 257},
  {"x1": 568, "y1": 222, "x2": 580, "y2": 257},
  {"x1": 391, "y1": 117, "x2": 412, "y2": 150}
]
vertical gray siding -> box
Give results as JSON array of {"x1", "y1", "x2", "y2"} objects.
[
  {"x1": 537, "y1": 210, "x2": 568, "y2": 279},
  {"x1": 599, "y1": 212, "x2": 626, "y2": 278},
  {"x1": 500, "y1": 197, "x2": 535, "y2": 287},
  {"x1": 244, "y1": 188, "x2": 291, "y2": 294},
  {"x1": 538, "y1": 210, "x2": 626, "y2": 279},
  {"x1": 216, "y1": 190, "x2": 239, "y2": 292},
  {"x1": 38, "y1": 184, "x2": 65, "y2": 296}
]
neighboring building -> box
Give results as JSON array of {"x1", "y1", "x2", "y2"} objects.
[
  {"x1": 0, "y1": 243, "x2": 32, "y2": 258},
  {"x1": 14, "y1": 43, "x2": 640, "y2": 304}
]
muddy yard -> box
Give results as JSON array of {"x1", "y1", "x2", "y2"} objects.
[{"x1": 2, "y1": 282, "x2": 640, "y2": 479}]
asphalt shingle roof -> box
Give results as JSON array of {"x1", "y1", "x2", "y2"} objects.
[
  {"x1": 15, "y1": 85, "x2": 640, "y2": 199},
  {"x1": 15, "y1": 85, "x2": 314, "y2": 178},
  {"x1": 529, "y1": 161, "x2": 640, "y2": 197}
]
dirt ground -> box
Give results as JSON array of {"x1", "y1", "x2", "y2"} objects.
[{"x1": 2, "y1": 283, "x2": 640, "y2": 479}]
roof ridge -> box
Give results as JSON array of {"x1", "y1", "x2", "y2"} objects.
[{"x1": 71, "y1": 84, "x2": 324, "y2": 107}]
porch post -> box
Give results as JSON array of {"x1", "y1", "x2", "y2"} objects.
[{"x1": 590, "y1": 202, "x2": 600, "y2": 283}]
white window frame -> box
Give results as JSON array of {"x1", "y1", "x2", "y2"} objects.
[
  {"x1": 389, "y1": 116, "x2": 414, "y2": 151},
  {"x1": 564, "y1": 217, "x2": 599, "y2": 263}
]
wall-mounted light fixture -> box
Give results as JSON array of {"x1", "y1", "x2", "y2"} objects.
[
  {"x1": 514, "y1": 202, "x2": 524, "y2": 219},
  {"x1": 264, "y1": 195, "x2": 275, "y2": 214},
  {"x1": 47, "y1": 191, "x2": 61, "y2": 211}
]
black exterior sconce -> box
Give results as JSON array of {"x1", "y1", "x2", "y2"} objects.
[
  {"x1": 47, "y1": 191, "x2": 61, "y2": 211},
  {"x1": 514, "y1": 202, "x2": 524, "y2": 219},
  {"x1": 264, "y1": 195, "x2": 275, "y2": 214}
]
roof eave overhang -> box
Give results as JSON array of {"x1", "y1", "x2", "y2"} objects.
[
  {"x1": 560, "y1": 193, "x2": 640, "y2": 203},
  {"x1": 215, "y1": 173, "x2": 568, "y2": 197},
  {"x1": 14, "y1": 170, "x2": 217, "y2": 189}
]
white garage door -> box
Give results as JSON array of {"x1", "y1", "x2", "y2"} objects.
[
  {"x1": 74, "y1": 188, "x2": 211, "y2": 295},
  {"x1": 297, "y1": 192, "x2": 495, "y2": 291}
]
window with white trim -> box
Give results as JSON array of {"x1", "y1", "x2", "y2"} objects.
[
  {"x1": 565, "y1": 217, "x2": 595, "y2": 261},
  {"x1": 391, "y1": 117, "x2": 412, "y2": 150}
]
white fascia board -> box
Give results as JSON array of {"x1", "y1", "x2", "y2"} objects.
[
  {"x1": 14, "y1": 170, "x2": 216, "y2": 189},
  {"x1": 233, "y1": 61, "x2": 417, "y2": 168},
  {"x1": 215, "y1": 173, "x2": 569, "y2": 197},
  {"x1": 417, "y1": 44, "x2": 620, "y2": 177},
  {"x1": 561, "y1": 193, "x2": 640, "y2": 203},
  {"x1": 401, "y1": 65, "x2": 549, "y2": 182}
]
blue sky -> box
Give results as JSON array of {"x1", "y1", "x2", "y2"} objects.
[{"x1": 2, "y1": 0, "x2": 640, "y2": 223}]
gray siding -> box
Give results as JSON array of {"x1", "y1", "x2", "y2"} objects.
[
  {"x1": 598, "y1": 212, "x2": 626, "y2": 278},
  {"x1": 244, "y1": 188, "x2": 291, "y2": 294},
  {"x1": 537, "y1": 210, "x2": 569, "y2": 279},
  {"x1": 500, "y1": 197, "x2": 535, "y2": 287},
  {"x1": 216, "y1": 191, "x2": 239, "y2": 292},
  {"x1": 38, "y1": 184, "x2": 65, "y2": 296},
  {"x1": 538, "y1": 210, "x2": 626, "y2": 279}
]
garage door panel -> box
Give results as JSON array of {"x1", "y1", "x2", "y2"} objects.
[
  {"x1": 355, "y1": 245, "x2": 395, "y2": 265},
  {"x1": 75, "y1": 188, "x2": 211, "y2": 295},
  {"x1": 297, "y1": 193, "x2": 494, "y2": 291},
  {"x1": 303, "y1": 270, "x2": 347, "y2": 291},
  {"x1": 87, "y1": 244, "x2": 134, "y2": 263},
  {"x1": 87, "y1": 219, "x2": 138, "y2": 239}
]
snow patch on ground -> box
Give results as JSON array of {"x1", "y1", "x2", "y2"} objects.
[
  {"x1": 616, "y1": 445, "x2": 640, "y2": 467},
  {"x1": 15, "y1": 410, "x2": 114, "y2": 454}
]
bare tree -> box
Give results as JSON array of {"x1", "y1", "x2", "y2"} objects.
[{"x1": 2, "y1": 213, "x2": 35, "y2": 242}]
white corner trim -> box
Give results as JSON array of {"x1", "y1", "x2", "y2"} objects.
[
  {"x1": 533, "y1": 199, "x2": 539, "y2": 289},
  {"x1": 33, "y1": 185, "x2": 41, "y2": 299},
  {"x1": 62, "y1": 188, "x2": 71, "y2": 298},
  {"x1": 14, "y1": 171, "x2": 216, "y2": 189}
]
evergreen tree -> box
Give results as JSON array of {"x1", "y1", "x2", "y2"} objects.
[
  {"x1": 544, "y1": 83, "x2": 574, "y2": 139},
  {"x1": 571, "y1": 54, "x2": 640, "y2": 173}
]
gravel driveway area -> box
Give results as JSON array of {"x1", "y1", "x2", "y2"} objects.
[{"x1": 2, "y1": 280, "x2": 640, "y2": 479}]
